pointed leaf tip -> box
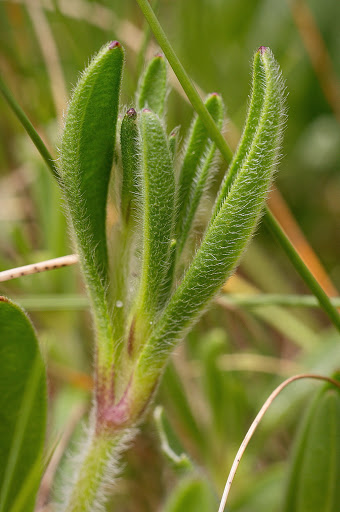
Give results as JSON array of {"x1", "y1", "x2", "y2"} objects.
[
  {"x1": 126, "y1": 107, "x2": 137, "y2": 119},
  {"x1": 109, "y1": 40, "x2": 121, "y2": 49}
]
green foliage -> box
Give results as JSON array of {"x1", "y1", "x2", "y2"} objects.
[
  {"x1": 2, "y1": 1, "x2": 340, "y2": 509},
  {"x1": 120, "y1": 107, "x2": 140, "y2": 226},
  {"x1": 283, "y1": 380, "x2": 340, "y2": 512},
  {"x1": 59, "y1": 41, "x2": 123, "y2": 314},
  {"x1": 133, "y1": 108, "x2": 175, "y2": 330},
  {"x1": 153, "y1": 406, "x2": 193, "y2": 472},
  {"x1": 168, "y1": 126, "x2": 180, "y2": 162},
  {"x1": 0, "y1": 298, "x2": 47, "y2": 512},
  {"x1": 1, "y1": 2, "x2": 340, "y2": 511},
  {"x1": 131, "y1": 47, "x2": 285, "y2": 404},
  {"x1": 177, "y1": 93, "x2": 224, "y2": 255},
  {"x1": 176, "y1": 93, "x2": 224, "y2": 243},
  {"x1": 52, "y1": 40, "x2": 285, "y2": 508},
  {"x1": 58, "y1": 40, "x2": 124, "y2": 371},
  {"x1": 137, "y1": 54, "x2": 167, "y2": 116},
  {"x1": 163, "y1": 476, "x2": 217, "y2": 512}
]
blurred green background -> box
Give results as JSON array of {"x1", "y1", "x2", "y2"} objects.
[{"x1": 0, "y1": 0, "x2": 339, "y2": 510}]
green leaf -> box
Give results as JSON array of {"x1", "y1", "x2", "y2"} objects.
[
  {"x1": 160, "y1": 362, "x2": 205, "y2": 450},
  {"x1": 153, "y1": 406, "x2": 193, "y2": 472},
  {"x1": 176, "y1": 93, "x2": 224, "y2": 238},
  {"x1": 120, "y1": 107, "x2": 141, "y2": 225},
  {"x1": 137, "y1": 53, "x2": 167, "y2": 116},
  {"x1": 212, "y1": 49, "x2": 267, "y2": 218},
  {"x1": 283, "y1": 384, "x2": 340, "y2": 512},
  {"x1": 168, "y1": 126, "x2": 180, "y2": 162},
  {"x1": 162, "y1": 476, "x2": 217, "y2": 512},
  {"x1": 0, "y1": 297, "x2": 47, "y2": 512},
  {"x1": 59, "y1": 41, "x2": 124, "y2": 370},
  {"x1": 177, "y1": 93, "x2": 224, "y2": 254},
  {"x1": 131, "y1": 109, "x2": 175, "y2": 347},
  {"x1": 59, "y1": 40, "x2": 124, "y2": 301},
  {"x1": 131, "y1": 47, "x2": 285, "y2": 402}
]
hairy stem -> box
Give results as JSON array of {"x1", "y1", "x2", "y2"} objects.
[{"x1": 63, "y1": 429, "x2": 131, "y2": 512}]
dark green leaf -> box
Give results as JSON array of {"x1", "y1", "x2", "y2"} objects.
[{"x1": 0, "y1": 297, "x2": 47, "y2": 512}]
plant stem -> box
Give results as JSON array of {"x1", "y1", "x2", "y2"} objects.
[
  {"x1": 63, "y1": 430, "x2": 124, "y2": 512},
  {"x1": 9, "y1": 293, "x2": 340, "y2": 312},
  {"x1": 135, "y1": 0, "x2": 340, "y2": 334},
  {"x1": 264, "y1": 209, "x2": 340, "y2": 331},
  {"x1": 220, "y1": 293, "x2": 340, "y2": 309},
  {"x1": 135, "y1": 0, "x2": 234, "y2": 164},
  {"x1": 0, "y1": 74, "x2": 59, "y2": 180}
]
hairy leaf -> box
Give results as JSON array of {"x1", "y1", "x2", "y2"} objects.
[
  {"x1": 137, "y1": 53, "x2": 167, "y2": 116},
  {"x1": 59, "y1": 41, "x2": 124, "y2": 368},
  {"x1": 59, "y1": 41, "x2": 124, "y2": 299},
  {"x1": 176, "y1": 93, "x2": 224, "y2": 237},
  {"x1": 177, "y1": 94, "x2": 224, "y2": 254},
  {"x1": 130, "y1": 46, "x2": 286, "y2": 407},
  {"x1": 120, "y1": 107, "x2": 141, "y2": 225},
  {"x1": 133, "y1": 109, "x2": 175, "y2": 336}
]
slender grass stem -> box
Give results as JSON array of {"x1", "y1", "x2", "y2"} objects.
[
  {"x1": 8, "y1": 293, "x2": 340, "y2": 312},
  {"x1": 264, "y1": 209, "x2": 340, "y2": 332},
  {"x1": 135, "y1": 0, "x2": 340, "y2": 333},
  {"x1": 135, "y1": 0, "x2": 233, "y2": 164},
  {"x1": 0, "y1": 75, "x2": 59, "y2": 180},
  {"x1": 220, "y1": 293, "x2": 340, "y2": 309}
]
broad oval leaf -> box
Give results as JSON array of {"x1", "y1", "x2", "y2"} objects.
[{"x1": 0, "y1": 297, "x2": 47, "y2": 512}]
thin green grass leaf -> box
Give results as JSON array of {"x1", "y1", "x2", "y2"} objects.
[{"x1": 0, "y1": 75, "x2": 58, "y2": 179}]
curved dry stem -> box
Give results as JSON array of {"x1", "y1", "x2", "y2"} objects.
[
  {"x1": 218, "y1": 373, "x2": 340, "y2": 512},
  {"x1": 0, "y1": 255, "x2": 79, "y2": 282}
]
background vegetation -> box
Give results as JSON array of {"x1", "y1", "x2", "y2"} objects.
[{"x1": 0, "y1": 0, "x2": 339, "y2": 510}]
